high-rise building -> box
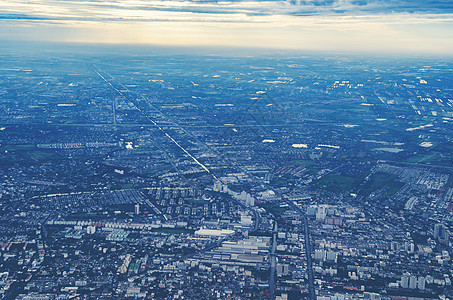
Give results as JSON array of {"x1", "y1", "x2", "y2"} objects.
[
  {"x1": 316, "y1": 206, "x2": 327, "y2": 221},
  {"x1": 135, "y1": 204, "x2": 140, "y2": 215},
  {"x1": 246, "y1": 195, "x2": 255, "y2": 207},
  {"x1": 241, "y1": 214, "x2": 253, "y2": 226},
  {"x1": 434, "y1": 223, "x2": 449, "y2": 244},
  {"x1": 306, "y1": 206, "x2": 317, "y2": 217},
  {"x1": 314, "y1": 250, "x2": 326, "y2": 261},
  {"x1": 213, "y1": 181, "x2": 222, "y2": 192},
  {"x1": 401, "y1": 274, "x2": 409, "y2": 288},
  {"x1": 434, "y1": 223, "x2": 443, "y2": 239},
  {"x1": 326, "y1": 251, "x2": 338, "y2": 263},
  {"x1": 86, "y1": 225, "x2": 96, "y2": 234},
  {"x1": 364, "y1": 292, "x2": 381, "y2": 300},
  {"x1": 277, "y1": 263, "x2": 289, "y2": 276},
  {"x1": 409, "y1": 275, "x2": 417, "y2": 289},
  {"x1": 418, "y1": 276, "x2": 426, "y2": 290}
]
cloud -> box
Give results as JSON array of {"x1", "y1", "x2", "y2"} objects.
[
  {"x1": 1, "y1": 0, "x2": 453, "y2": 22},
  {"x1": 0, "y1": 0, "x2": 452, "y2": 54}
]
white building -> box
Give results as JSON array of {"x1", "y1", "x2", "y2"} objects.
[{"x1": 194, "y1": 228, "x2": 235, "y2": 237}]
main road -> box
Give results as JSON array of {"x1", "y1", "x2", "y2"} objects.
[
  {"x1": 283, "y1": 200, "x2": 315, "y2": 299},
  {"x1": 269, "y1": 221, "x2": 278, "y2": 299},
  {"x1": 303, "y1": 214, "x2": 315, "y2": 299}
]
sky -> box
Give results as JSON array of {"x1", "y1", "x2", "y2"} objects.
[{"x1": 0, "y1": 0, "x2": 453, "y2": 54}]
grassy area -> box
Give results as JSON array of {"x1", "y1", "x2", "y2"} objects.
[
  {"x1": 109, "y1": 203, "x2": 135, "y2": 212},
  {"x1": 350, "y1": 107, "x2": 371, "y2": 113},
  {"x1": 27, "y1": 150, "x2": 59, "y2": 161},
  {"x1": 316, "y1": 173, "x2": 360, "y2": 192},
  {"x1": 68, "y1": 213, "x2": 108, "y2": 220},
  {"x1": 386, "y1": 181, "x2": 405, "y2": 196},
  {"x1": 0, "y1": 145, "x2": 61, "y2": 166},
  {"x1": 306, "y1": 167, "x2": 321, "y2": 175},
  {"x1": 293, "y1": 160, "x2": 314, "y2": 166},
  {"x1": 406, "y1": 152, "x2": 442, "y2": 164},
  {"x1": 271, "y1": 178, "x2": 288, "y2": 187},
  {"x1": 1, "y1": 144, "x2": 36, "y2": 151},
  {"x1": 120, "y1": 183, "x2": 135, "y2": 190},
  {"x1": 360, "y1": 172, "x2": 403, "y2": 196},
  {"x1": 262, "y1": 203, "x2": 289, "y2": 214}
]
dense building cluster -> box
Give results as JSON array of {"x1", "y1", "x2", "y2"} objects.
[{"x1": 0, "y1": 45, "x2": 452, "y2": 299}]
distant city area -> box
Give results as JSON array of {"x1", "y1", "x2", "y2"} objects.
[{"x1": 0, "y1": 44, "x2": 452, "y2": 299}]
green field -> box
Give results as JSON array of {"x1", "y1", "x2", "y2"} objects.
[
  {"x1": 406, "y1": 152, "x2": 444, "y2": 164},
  {"x1": 27, "y1": 150, "x2": 59, "y2": 161},
  {"x1": 262, "y1": 202, "x2": 289, "y2": 214},
  {"x1": 360, "y1": 172, "x2": 403, "y2": 196},
  {"x1": 1, "y1": 144, "x2": 36, "y2": 151},
  {"x1": 0, "y1": 144, "x2": 62, "y2": 165},
  {"x1": 316, "y1": 173, "x2": 360, "y2": 192},
  {"x1": 293, "y1": 159, "x2": 314, "y2": 166}
]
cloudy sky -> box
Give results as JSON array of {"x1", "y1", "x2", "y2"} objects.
[{"x1": 0, "y1": 0, "x2": 452, "y2": 54}]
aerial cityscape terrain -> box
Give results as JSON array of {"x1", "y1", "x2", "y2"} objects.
[{"x1": 0, "y1": 42, "x2": 452, "y2": 299}]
